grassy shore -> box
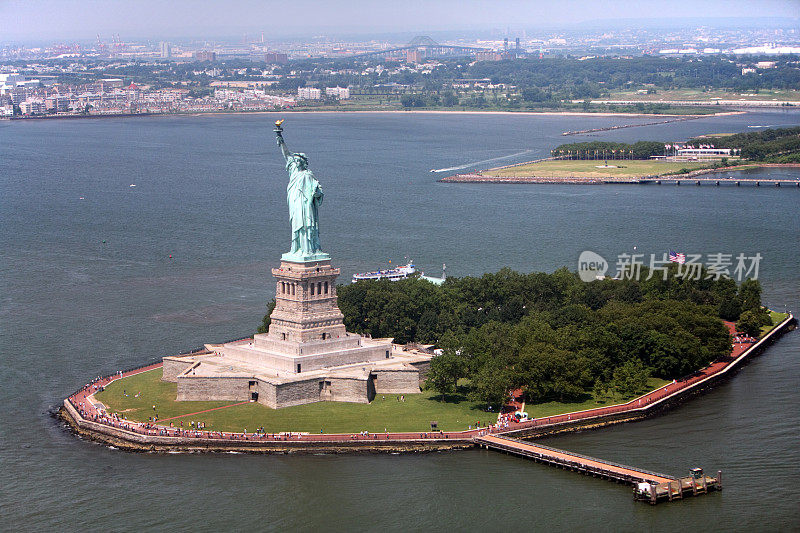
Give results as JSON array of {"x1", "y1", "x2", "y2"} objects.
[
  {"x1": 480, "y1": 159, "x2": 718, "y2": 179},
  {"x1": 607, "y1": 88, "x2": 800, "y2": 102},
  {"x1": 763, "y1": 311, "x2": 790, "y2": 335},
  {"x1": 95, "y1": 369, "x2": 668, "y2": 434}
]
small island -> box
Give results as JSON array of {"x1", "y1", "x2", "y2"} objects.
[
  {"x1": 440, "y1": 126, "x2": 800, "y2": 184},
  {"x1": 66, "y1": 264, "x2": 792, "y2": 442},
  {"x1": 60, "y1": 120, "x2": 795, "y2": 504}
]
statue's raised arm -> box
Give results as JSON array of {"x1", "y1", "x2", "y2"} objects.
[{"x1": 274, "y1": 119, "x2": 291, "y2": 162}]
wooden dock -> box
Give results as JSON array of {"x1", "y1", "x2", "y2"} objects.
[{"x1": 475, "y1": 434, "x2": 721, "y2": 504}]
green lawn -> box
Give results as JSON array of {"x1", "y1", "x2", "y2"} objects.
[
  {"x1": 481, "y1": 159, "x2": 717, "y2": 179},
  {"x1": 524, "y1": 378, "x2": 669, "y2": 418},
  {"x1": 96, "y1": 369, "x2": 497, "y2": 433},
  {"x1": 96, "y1": 369, "x2": 669, "y2": 434},
  {"x1": 761, "y1": 311, "x2": 789, "y2": 336},
  {"x1": 608, "y1": 88, "x2": 800, "y2": 102}
]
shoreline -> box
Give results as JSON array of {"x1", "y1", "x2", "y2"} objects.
[
  {"x1": 440, "y1": 162, "x2": 800, "y2": 185},
  {"x1": 59, "y1": 314, "x2": 795, "y2": 454},
  {"x1": 3, "y1": 108, "x2": 746, "y2": 122}
]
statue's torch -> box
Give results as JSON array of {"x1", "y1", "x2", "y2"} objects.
[{"x1": 274, "y1": 119, "x2": 284, "y2": 136}]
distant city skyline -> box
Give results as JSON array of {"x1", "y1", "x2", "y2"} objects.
[{"x1": 2, "y1": 0, "x2": 799, "y2": 42}]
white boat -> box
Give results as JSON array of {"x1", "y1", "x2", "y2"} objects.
[
  {"x1": 352, "y1": 262, "x2": 447, "y2": 285},
  {"x1": 352, "y1": 262, "x2": 416, "y2": 283}
]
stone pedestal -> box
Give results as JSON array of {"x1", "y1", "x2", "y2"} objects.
[
  {"x1": 220, "y1": 259, "x2": 390, "y2": 374},
  {"x1": 268, "y1": 259, "x2": 347, "y2": 344}
]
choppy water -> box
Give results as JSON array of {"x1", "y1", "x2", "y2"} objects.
[{"x1": 1, "y1": 110, "x2": 799, "y2": 531}]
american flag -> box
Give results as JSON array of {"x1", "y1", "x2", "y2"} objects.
[{"x1": 669, "y1": 250, "x2": 686, "y2": 264}]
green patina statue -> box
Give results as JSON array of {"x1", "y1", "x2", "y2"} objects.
[{"x1": 274, "y1": 120, "x2": 330, "y2": 262}]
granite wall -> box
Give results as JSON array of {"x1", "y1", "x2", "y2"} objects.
[
  {"x1": 176, "y1": 376, "x2": 250, "y2": 402},
  {"x1": 162, "y1": 357, "x2": 195, "y2": 382}
]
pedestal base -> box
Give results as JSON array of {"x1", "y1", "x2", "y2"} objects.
[{"x1": 281, "y1": 251, "x2": 331, "y2": 262}]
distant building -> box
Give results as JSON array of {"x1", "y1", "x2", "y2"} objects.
[
  {"x1": 20, "y1": 99, "x2": 45, "y2": 115},
  {"x1": 325, "y1": 86, "x2": 350, "y2": 99},
  {"x1": 0, "y1": 72, "x2": 25, "y2": 89},
  {"x1": 45, "y1": 95, "x2": 70, "y2": 113},
  {"x1": 476, "y1": 51, "x2": 502, "y2": 61},
  {"x1": 195, "y1": 50, "x2": 217, "y2": 61},
  {"x1": 265, "y1": 52, "x2": 288, "y2": 64},
  {"x1": 666, "y1": 148, "x2": 734, "y2": 161},
  {"x1": 159, "y1": 42, "x2": 172, "y2": 59},
  {"x1": 406, "y1": 49, "x2": 422, "y2": 63},
  {"x1": 677, "y1": 148, "x2": 732, "y2": 156},
  {"x1": 452, "y1": 78, "x2": 492, "y2": 88},
  {"x1": 100, "y1": 78, "x2": 124, "y2": 90},
  {"x1": 297, "y1": 87, "x2": 321, "y2": 100}
]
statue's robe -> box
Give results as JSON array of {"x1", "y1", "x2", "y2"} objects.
[{"x1": 286, "y1": 160, "x2": 323, "y2": 255}]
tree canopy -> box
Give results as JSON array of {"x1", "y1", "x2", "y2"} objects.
[{"x1": 324, "y1": 267, "x2": 762, "y2": 407}]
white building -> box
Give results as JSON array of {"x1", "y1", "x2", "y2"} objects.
[
  {"x1": 0, "y1": 72, "x2": 25, "y2": 89},
  {"x1": 297, "y1": 86, "x2": 321, "y2": 100},
  {"x1": 325, "y1": 86, "x2": 350, "y2": 99},
  {"x1": 159, "y1": 42, "x2": 172, "y2": 59},
  {"x1": 671, "y1": 148, "x2": 736, "y2": 161}
]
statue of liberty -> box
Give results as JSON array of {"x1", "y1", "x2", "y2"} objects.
[{"x1": 274, "y1": 120, "x2": 329, "y2": 262}]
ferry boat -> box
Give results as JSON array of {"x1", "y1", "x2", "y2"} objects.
[{"x1": 352, "y1": 262, "x2": 416, "y2": 283}]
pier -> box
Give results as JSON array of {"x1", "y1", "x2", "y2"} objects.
[
  {"x1": 475, "y1": 434, "x2": 722, "y2": 504},
  {"x1": 640, "y1": 177, "x2": 800, "y2": 187}
]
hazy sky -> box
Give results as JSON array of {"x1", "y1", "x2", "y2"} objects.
[{"x1": 2, "y1": 0, "x2": 799, "y2": 42}]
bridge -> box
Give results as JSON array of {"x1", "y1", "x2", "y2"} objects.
[{"x1": 344, "y1": 36, "x2": 489, "y2": 60}]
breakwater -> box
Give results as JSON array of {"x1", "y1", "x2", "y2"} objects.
[{"x1": 561, "y1": 115, "x2": 704, "y2": 136}]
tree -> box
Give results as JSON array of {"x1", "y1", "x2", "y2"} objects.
[
  {"x1": 470, "y1": 362, "x2": 511, "y2": 408},
  {"x1": 738, "y1": 279, "x2": 762, "y2": 312},
  {"x1": 256, "y1": 299, "x2": 276, "y2": 334},
  {"x1": 415, "y1": 308, "x2": 439, "y2": 344},
  {"x1": 518, "y1": 343, "x2": 589, "y2": 403},
  {"x1": 736, "y1": 310, "x2": 762, "y2": 337},
  {"x1": 426, "y1": 333, "x2": 465, "y2": 400},
  {"x1": 736, "y1": 307, "x2": 771, "y2": 337},
  {"x1": 441, "y1": 91, "x2": 458, "y2": 107},
  {"x1": 521, "y1": 87, "x2": 547, "y2": 103},
  {"x1": 610, "y1": 359, "x2": 650, "y2": 398},
  {"x1": 592, "y1": 380, "x2": 611, "y2": 402}
]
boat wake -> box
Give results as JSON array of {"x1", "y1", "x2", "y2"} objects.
[{"x1": 430, "y1": 150, "x2": 535, "y2": 173}]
